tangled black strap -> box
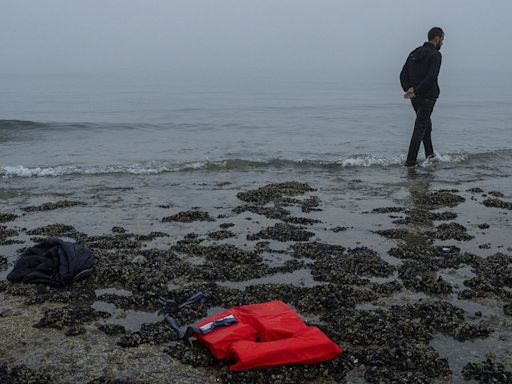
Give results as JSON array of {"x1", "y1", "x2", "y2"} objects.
[{"x1": 158, "y1": 292, "x2": 237, "y2": 340}]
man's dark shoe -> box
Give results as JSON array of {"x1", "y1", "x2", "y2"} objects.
[
  {"x1": 426, "y1": 154, "x2": 436, "y2": 160},
  {"x1": 404, "y1": 160, "x2": 418, "y2": 167}
]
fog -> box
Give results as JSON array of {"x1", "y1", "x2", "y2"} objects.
[{"x1": 1, "y1": 0, "x2": 510, "y2": 75}]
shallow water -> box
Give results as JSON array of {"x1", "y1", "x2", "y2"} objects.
[{"x1": 1, "y1": 69, "x2": 512, "y2": 180}]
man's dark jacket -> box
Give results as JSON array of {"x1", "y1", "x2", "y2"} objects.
[
  {"x1": 7, "y1": 238, "x2": 95, "y2": 286},
  {"x1": 400, "y1": 42, "x2": 442, "y2": 98}
]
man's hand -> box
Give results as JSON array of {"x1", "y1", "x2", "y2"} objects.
[{"x1": 403, "y1": 87, "x2": 416, "y2": 99}]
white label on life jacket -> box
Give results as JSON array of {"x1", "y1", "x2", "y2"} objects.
[{"x1": 199, "y1": 314, "x2": 236, "y2": 333}]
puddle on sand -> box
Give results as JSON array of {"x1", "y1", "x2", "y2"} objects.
[
  {"x1": 259, "y1": 251, "x2": 302, "y2": 268},
  {"x1": 94, "y1": 288, "x2": 133, "y2": 297},
  {"x1": 430, "y1": 332, "x2": 512, "y2": 382},
  {"x1": 438, "y1": 265, "x2": 476, "y2": 292},
  {"x1": 217, "y1": 269, "x2": 320, "y2": 291},
  {"x1": 342, "y1": 366, "x2": 366, "y2": 384},
  {"x1": 185, "y1": 255, "x2": 206, "y2": 266},
  {"x1": 449, "y1": 297, "x2": 503, "y2": 320},
  {"x1": 91, "y1": 301, "x2": 116, "y2": 313},
  {"x1": 0, "y1": 268, "x2": 12, "y2": 280},
  {"x1": 142, "y1": 237, "x2": 172, "y2": 250},
  {"x1": 357, "y1": 285, "x2": 504, "y2": 330},
  {"x1": 367, "y1": 271, "x2": 399, "y2": 284},
  {"x1": 91, "y1": 300, "x2": 161, "y2": 332},
  {"x1": 356, "y1": 290, "x2": 429, "y2": 310}
]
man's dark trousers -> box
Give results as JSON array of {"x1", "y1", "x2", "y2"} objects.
[{"x1": 406, "y1": 97, "x2": 436, "y2": 163}]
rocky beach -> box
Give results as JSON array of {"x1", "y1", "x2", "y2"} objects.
[{"x1": 1, "y1": 171, "x2": 511, "y2": 384}]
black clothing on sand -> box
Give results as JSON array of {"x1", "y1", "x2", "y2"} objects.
[
  {"x1": 400, "y1": 42, "x2": 442, "y2": 164},
  {"x1": 7, "y1": 238, "x2": 95, "y2": 286}
]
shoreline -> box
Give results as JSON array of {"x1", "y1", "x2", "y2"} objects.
[{"x1": 1, "y1": 176, "x2": 511, "y2": 383}]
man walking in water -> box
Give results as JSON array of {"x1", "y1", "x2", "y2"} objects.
[{"x1": 400, "y1": 27, "x2": 444, "y2": 166}]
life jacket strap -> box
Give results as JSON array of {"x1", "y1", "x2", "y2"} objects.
[{"x1": 158, "y1": 292, "x2": 238, "y2": 340}]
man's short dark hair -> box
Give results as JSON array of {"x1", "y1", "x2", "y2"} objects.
[{"x1": 428, "y1": 27, "x2": 444, "y2": 41}]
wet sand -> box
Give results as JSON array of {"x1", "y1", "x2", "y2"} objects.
[{"x1": 1, "y1": 174, "x2": 512, "y2": 384}]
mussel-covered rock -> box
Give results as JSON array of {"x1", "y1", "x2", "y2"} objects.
[
  {"x1": 247, "y1": 223, "x2": 315, "y2": 242},
  {"x1": 462, "y1": 359, "x2": 512, "y2": 383},
  {"x1": 483, "y1": 197, "x2": 512, "y2": 210},
  {"x1": 162, "y1": 210, "x2": 215, "y2": 223},
  {"x1": 236, "y1": 182, "x2": 315, "y2": 204},
  {"x1": 22, "y1": 200, "x2": 86, "y2": 212}
]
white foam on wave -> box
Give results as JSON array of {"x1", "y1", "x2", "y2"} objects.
[
  {"x1": 336, "y1": 155, "x2": 406, "y2": 167},
  {"x1": 418, "y1": 151, "x2": 468, "y2": 168},
  {"x1": 0, "y1": 161, "x2": 211, "y2": 178},
  {"x1": 1, "y1": 165, "x2": 76, "y2": 177},
  {"x1": 0, "y1": 152, "x2": 472, "y2": 178},
  {"x1": 333, "y1": 151, "x2": 467, "y2": 169}
]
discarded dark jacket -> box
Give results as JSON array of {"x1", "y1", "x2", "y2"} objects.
[
  {"x1": 7, "y1": 238, "x2": 95, "y2": 286},
  {"x1": 400, "y1": 42, "x2": 442, "y2": 98}
]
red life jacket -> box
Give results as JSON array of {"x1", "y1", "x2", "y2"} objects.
[{"x1": 194, "y1": 300, "x2": 342, "y2": 371}]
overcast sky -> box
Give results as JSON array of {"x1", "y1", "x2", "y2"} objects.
[{"x1": 1, "y1": 0, "x2": 511, "y2": 74}]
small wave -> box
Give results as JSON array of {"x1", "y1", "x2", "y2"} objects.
[
  {"x1": 0, "y1": 162, "x2": 207, "y2": 177},
  {"x1": 0, "y1": 119, "x2": 48, "y2": 130},
  {"x1": 336, "y1": 155, "x2": 406, "y2": 167},
  {"x1": 418, "y1": 151, "x2": 469, "y2": 168},
  {"x1": 0, "y1": 152, "x2": 476, "y2": 178},
  {"x1": 0, "y1": 119, "x2": 164, "y2": 132}
]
